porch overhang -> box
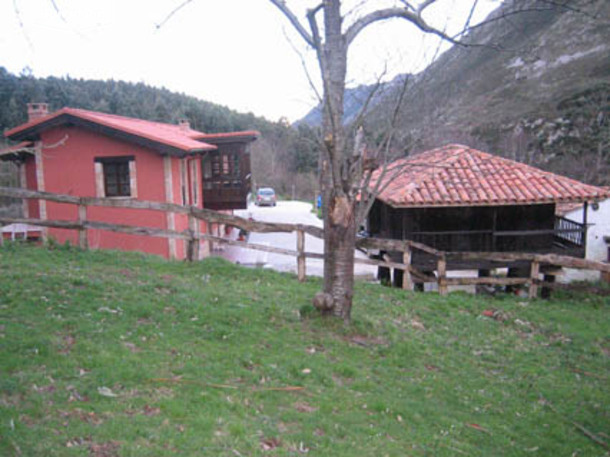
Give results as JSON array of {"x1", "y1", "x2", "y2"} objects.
[{"x1": 0, "y1": 141, "x2": 35, "y2": 162}]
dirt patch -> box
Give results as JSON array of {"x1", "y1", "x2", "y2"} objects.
[
  {"x1": 260, "y1": 436, "x2": 282, "y2": 451},
  {"x1": 89, "y1": 441, "x2": 121, "y2": 457},
  {"x1": 347, "y1": 335, "x2": 387, "y2": 347},
  {"x1": 294, "y1": 402, "x2": 318, "y2": 413},
  {"x1": 59, "y1": 408, "x2": 104, "y2": 426},
  {"x1": 122, "y1": 342, "x2": 140, "y2": 353},
  {"x1": 119, "y1": 269, "x2": 135, "y2": 279},
  {"x1": 58, "y1": 334, "x2": 76, "y2": 355}
]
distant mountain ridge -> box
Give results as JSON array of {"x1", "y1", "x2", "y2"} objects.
[
  {"x1": 297, "y1": 0, "x2": 610, "y2": 185},
  {"x1": 294, "y1": 77, "x2": 406, "y2": 127}
]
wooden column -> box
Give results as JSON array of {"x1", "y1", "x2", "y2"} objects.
[
  {"x1": 476, "y1": 269, "x2": 490, "y2": 295},
  {"x1": 529, "y1": 260, "x2": 540, "y2": 299},
  {"x1": 437, "y1": 256, "x2": 448, "y2": 296},
  {"x1": 582, "y1": 201, "x2": 588, "y2": 253},
  {"x1": 77, "y1": 203, "x2": 88, "y2": 249},
  {"x1": 297, "y1": 229, "x2": 306, "y2": 282},
  {"x1": 541, "y1": 274, "x2": 555, "y2": 299},
  {"x1": 163, "y1": 156, "x2": 176, "y2": 259},
  {"x1": 34, "y1": 142, "x2": 48, "y2": 242},
  {"x1": 402, "y1": 246, "x2": 413, "y2": 291},
  {"x1": 187, "y1": 212, "x2": 200, "y2": 261},
  {"x1": 18, "y1": 162, "x2": 29, "y2": 218}
]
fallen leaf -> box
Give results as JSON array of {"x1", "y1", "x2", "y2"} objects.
[
  {"x1": 89, "y1": 441, "x2": 120, "y2": 457},
  {"x1": 410, "y1": 318, "x2": 426, "y2": 331},
  {"x1": 97, "y1": 387, "x2": 118, "y2": 398},
  {"x1": 465, "y1": 423, "x2": 490, "y2": 434},
  {"x1": 260, "y1": 437, "x2": 281, "y2": 451},
  {"x1": 98, "y1": 306, "x2": 121, "y2": 314},
  {"x1": 142, "y1": 405, "x2": 161, "y2": 416}
]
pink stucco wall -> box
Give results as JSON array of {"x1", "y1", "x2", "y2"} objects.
[{"x1": 36, "y1": 126, "x2": 173, "y2": 257}]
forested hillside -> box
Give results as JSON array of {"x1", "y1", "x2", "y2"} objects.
[{"x1": 0, "y1": 67, "x2": 321, "y2": 201}]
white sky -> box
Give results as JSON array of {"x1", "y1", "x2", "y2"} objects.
[{"x1": 0, "y1": 0, "x2": 500, "y2": 122}]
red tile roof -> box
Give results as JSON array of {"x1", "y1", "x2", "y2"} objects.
[
  {"x1": 371, "y1": 144, "x2": 609, "y2": 208},
  {"x1": 5, "y1": 108, "x2": 258, "y2": 155}
]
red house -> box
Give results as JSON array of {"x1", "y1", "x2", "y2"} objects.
[{"x1": 2, "y1": 103, "x2": 258, "y2": 260}]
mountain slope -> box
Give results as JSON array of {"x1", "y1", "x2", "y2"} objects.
[{"x1": 298, "y1": 0, "x2": 610, "y2": 185}]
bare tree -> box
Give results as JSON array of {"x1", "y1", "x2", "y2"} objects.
[
  {"x1": 264, "y1": 0, "x2": 488, "y2": 321},
  {"x1": 266, "y1": 0, "x2": 594, "y2": 322}
]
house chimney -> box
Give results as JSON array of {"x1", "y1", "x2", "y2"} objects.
[
  {"x1": 27, "y1": 103, "x2": 49, "y2": 122},
  {"x1": 178, "y1": 119, "x2": 190, "y2": 132}
]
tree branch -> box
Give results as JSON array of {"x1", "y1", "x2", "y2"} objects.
[
  {"x1": 155, "y1": 0, "x2": 195, "y2": 30},
  {"x1": 268, "y1": 0, "x2": 315, "y2": 48},
  {"x1": 344, "y1": 7, "x2": 464, "y2": 47},
  {"x1": 417, "y1": 0, "x2": 438, "y2": 14}
]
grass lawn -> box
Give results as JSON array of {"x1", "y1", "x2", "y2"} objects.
[{"x1": 0, "y1": 243, "x2": 608, "y2": 456}]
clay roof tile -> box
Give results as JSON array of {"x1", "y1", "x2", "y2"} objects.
[{"x1": 370, "y1": 144, "x2": 608, "y2": 208}]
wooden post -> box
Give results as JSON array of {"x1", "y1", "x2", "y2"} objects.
[
  {"x1": 437, "y1": 256, "x2": 448, "y2": 296},
  {"x1": 297, "y1": 229, "x2": 306, "y2": 282},
  {"x1": 402, "y1": 246, "x2": 413, "y2": 291},
  {"x1": 0, "y1": 224, "x2": 3, "y2": 247},
  {"x1": 206, "y1": 223, "x2": 214, "y2": 252},
  {"x1": 541, "y1": 274, "x2": 555, "y2": 299},
  {"x1": 476, "y1": 269, "x2": 490, "y2": 295},
  {"x1": 529, "y1": 260, "x2": 540, "y2": 299},
  {"x1": 188, "y1": 212, "x2": 200, "y2": 262},
  {"x1": 77, "y1": 203, "x2": 88, "y2": 249}
]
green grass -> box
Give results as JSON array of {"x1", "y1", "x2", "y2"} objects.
[{"x1": 0, "y1": 243, "x2": 608, "y2": 456}]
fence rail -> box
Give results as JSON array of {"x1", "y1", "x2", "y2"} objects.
[{"x1": 0, "y1": 186, "x2": 608, "y2": 298}]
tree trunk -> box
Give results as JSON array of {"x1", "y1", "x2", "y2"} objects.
[
  {"x1": 324, "y1": 194, "x2": 357, "y2": 321},
  {"x1": 319, "y1": 0, "x2": 356, "y2": 321}
]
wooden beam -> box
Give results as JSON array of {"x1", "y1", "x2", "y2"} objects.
[
  {"x1": 0, "y1": 217, "x2": 191, "y2": 241},
  {"x1": 188, "y1": 212, "x2": 200, "y2": 261},
  {"x1": 437, "y1": 257, "x2": 448, "y2": 296},
  {"x1": 77, "y1": 204, "x2": 88, "y2": 249},
  {"x1": 447, "y1": 251, "x2": 610, "y2": 273},
  {"x1": 402, "y1": 246, "x2": 413, "y2": 291},
  {"x1": 529, "y1": 260, "x2": 540, "y2": 299},
  {"x1": 444, "y1": 277, "x2": 530, "y2": 286},
  {"x1": 34, "y1": 142, "x2": 47, "y2": 242},
  {"x1": 356, "y1": 236, "x2": 443, "y2": 257},
  {"x1": 164, "y1": 156, "x2": 177, "y2": 259},
  {"x1": 297, "y1": 229, "x2": 306, "y2": 282}
]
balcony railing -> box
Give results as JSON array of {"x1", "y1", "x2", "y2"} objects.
[{"x1": 401, "y1": 216, "x2": 586, "y2": 257}]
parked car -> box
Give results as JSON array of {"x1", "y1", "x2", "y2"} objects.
[{"x1": 255, "y1": 188, "x2": 277, "y2": 206}]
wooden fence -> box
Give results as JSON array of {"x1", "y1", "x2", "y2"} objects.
[{"x1": 1, "y1": 186, "x2": 609, "y2": 298}]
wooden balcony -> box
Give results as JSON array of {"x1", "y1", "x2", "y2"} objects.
[
  {"x1": 203, "y1": 181, "x2": 249, "y2": 211},
  {"x1": 201, "y1": 143, "x2": 251, "y2": 211}
]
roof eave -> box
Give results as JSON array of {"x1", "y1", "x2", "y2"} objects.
[
  {"x1": 201, "y1": 131, "x2": 260, "y2": 144},
  {"x1": 6, "y1": 113, "x2": 217, "y2": 157},
  {"x1": 380, "y1": 195, "x2": 607, "y2": 209}
]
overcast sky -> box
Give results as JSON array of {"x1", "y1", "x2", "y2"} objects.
[{"x1": 0, "y1": 0, "x2": 499, "y2": 122}]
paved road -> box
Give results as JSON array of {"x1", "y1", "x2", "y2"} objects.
[{"x1": 213, "y1": 201, "x2": 377, "y2": 279}]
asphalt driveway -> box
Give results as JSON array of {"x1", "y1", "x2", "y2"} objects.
[{"x1": 213, "y1": 200, "x2": 377, "y2": 279}]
